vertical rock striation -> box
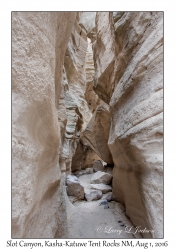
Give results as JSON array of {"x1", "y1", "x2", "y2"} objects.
[
  {"x1": 82, "y1": 11, "x2": 163, "y2": 238},
  {"x1": 12, "y1": 11, "x2": 163, "y2": 239},
  {"x1": 58, "y1": 67, "x2": 84, "y2": 173},
  {"x1": 64, "y1": 13, "x2": 90, "y2": 127},
  {"x1": 12, "y1": 12, "x2": 76, "y2": 238},
  {"x1": 85, "y1": 38, "x2": 101, "y2": 113},
  {"x1": 62, "y1": 13, "x2": 103, "y2": 173}
]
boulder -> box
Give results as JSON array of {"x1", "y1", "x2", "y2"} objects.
[
  {"x1": 85, "y1": 190, "x2": 102, "y2": 201},
  {"x1": 66, "y1": 175, "x2": 79, "y2": 185},
  {"x1": 102, "y1": 192, "x2": 114, "y2": 202},
  {"x1": 80, "y1": 104, "x2": 113, "y2": 164},
  {"x1": 90, "y1": 184, "x2": 112, "y2": 194},
  {"x1": 93, "y1": 160, "x2": 105, "y2": 172},
  {"x1": 91, "y1": 171, "x2": 112, "y2": 185},
  {"x1": 66, "y1": 175, "x2": 84, "y2": 200},
  {"x1": 74, "y1": 168, "x2": 93, "y2": 177}
]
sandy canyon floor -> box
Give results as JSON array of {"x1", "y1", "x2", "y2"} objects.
[{"x1": 66, "y1": 173, "x2": 142, "y2": 239}]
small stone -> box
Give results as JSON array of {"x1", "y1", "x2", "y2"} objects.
[
  {"x1": 104, "y1": 204, "x2": 109, "y2": 209},
  {"x1": 74, "y1": 168, "x2": 93, "y2": 177},
  {"x1": 99, "y1": 200, "x2": 108, "y2": 206},
  {"x1": 91, "y1": 171, "x2": 112, "y2": 185},
  {"x1": 120, "y1": 224, "x2": 125, "y2": 227}
]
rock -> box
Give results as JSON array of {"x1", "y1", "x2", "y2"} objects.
[
  {"x1": 90, "y1": 184, "x2": 112, "y2": 194},
  {"x1": 93, "y1": 160, "x2": 105, "y2": 172},
  {"x1": 81, "y1": 104, "x2": 113, "y2": 164},
  {"x1": 93, "y1": 12, "x2": 116, "y2": 104},
  {"x1": 62, "y1": 18, "x2": 102, "y2": 173},
  {"x1": 12, "y1": 10, "x2": 163, "y2": 240},
  {"x1": 64, "y1": 13, "x2": 91, "y2": 129},
  {"x1": 99, "y1": 200, "x2": 108, "y2": 206},
  {"x1": 91, "y1": 171, "x2": 112, "y2": 185},
  {"x1": 79, "y1": 12, "x2": 96, "y2": 36},
  {"x1": 104, "y1": 204, "x2": 109, "y2": 209},
  {"x1": 93, "y1": 12, "x2": 163, "y2": 238},
  {"x1": 84, "y1": 38, "x2": 102, "y2": 113},
  {"x1": 102, "y1": 192, "x2": 113, "y2": 202},
  {"x1": 59, "y1": 69, "x2": 85, "y2": 173},
  {"x1": 74, "y1": 168, "x2": 93, "y2": 177},
  {"x1": 56, "y1": 13, "x2": 98, "y2": 175},
  {"x1": 71, "y1": 141, "x2": 102, "y2": 172},
  {"x1": 12, "y1": 11, "x2": 77, "y2": 238},
  {"x1": 66, "y1": 175, "x2": 84, "y2": 200},
  {"x1": 66, "y1": 175, "x2": 79, "y2": 185},
  {"x1": 120, "y1": 224, "x2": 125, "y2": 227},
  {"x1": 85, "y1": 190, "x2": 102, "y2": 201},
  {"x1": 104, "y1": 164, "x2": 114, "y2": 175}
]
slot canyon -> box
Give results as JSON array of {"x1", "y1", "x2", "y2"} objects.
[{"x1": 12, "y1": 11, "x2": 163, "y2": 239}]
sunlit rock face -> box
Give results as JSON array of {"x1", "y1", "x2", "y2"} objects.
[
  {"x1": 90, "y1": 11, "x2": 163, "y2": 238},
  {"x1": 12, "y1": 12, "x2": 77, "y2": 238}
]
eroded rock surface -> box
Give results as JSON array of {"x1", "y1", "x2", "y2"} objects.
[
  {"x1": 66, "y1": 175, "x2": 84, "y2": 200},
  {"x1": 92, "y1": 11, "x2": 163, "y2": 238},
  {"x1": 12, "y1": 12, "x2": 77, "y2": 238},
  {"x1": 93, "y1": 160, "x2": 105, "y2": 172},
  {"x1": 84, "y1": 38, "x2": 101, "y2": 113},
  {"x1": 64, "y1": 13, "x2": 91, "y2": 128},
  {"x1": 12, "y1": 11, "x2": 163, "y2": 239},
  {"x1": 81, "y1": 104, "x2": 113, "y2": 164},
  {"x1": 79, "y1": 12, "x2": 96, "y2": 43},
  {"x1": 71, "y1": 141, "x2": 101, "y2": 172}
]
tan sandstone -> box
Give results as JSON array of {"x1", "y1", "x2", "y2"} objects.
[
  {"x1": 92, "y1": 11, "x2": 163, "y2": 238},
  {"x1": 12, "y1": 12, "x2": 77, "y2": 238}
]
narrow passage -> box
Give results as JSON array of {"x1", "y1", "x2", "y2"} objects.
[{"x1": 66, "y1": 161, "x2": 142, "y2": 238}]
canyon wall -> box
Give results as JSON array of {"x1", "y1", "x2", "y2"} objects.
[
  {"x1": 82, "y1": 12, "x2": 163, "y2": 238},
  {"x1": 62, "y1": 14, "x2": 103, "y2": 173},
  {"x1": 12, "y1": 11, "x2": 163, "y2": 239},
  {"x1": 59, "y1": 13, "x2": 99, "y2": 173},
  {"x1": 12, "y1": 11, "x2": 100, "y2": 238},
  {"x1": 12, "y1": 12, "x2": 77, "y2": 238}
]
